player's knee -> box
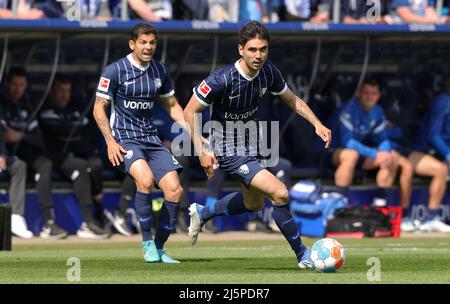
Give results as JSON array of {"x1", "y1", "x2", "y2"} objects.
[
  {"x1": 135, "y1": 177, "x2": 154, "y2": 193},
  {"x1": 436, "y1": 162, "x2": 448, "y2": 178},
  {"x1": 165, "y1": 184, "x2": 183, "y2": 202},
  {"x1": 271, "y1": 186, "x2": 289, "y2": 204},
  {"x1": 342, "y1": 149, "x2": 360, "y2": 167}
]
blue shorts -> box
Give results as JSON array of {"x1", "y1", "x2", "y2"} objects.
[
  {"x1": 118, "y1": 138, "x2": 183, "y2": 185},
  {"x1": 216, "y1": 155, "x2": 265, "y2": 187}
]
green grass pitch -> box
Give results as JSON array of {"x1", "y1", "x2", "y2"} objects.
[{"x1": 1, "y1": 236, "x2": 449, "y2": 284}]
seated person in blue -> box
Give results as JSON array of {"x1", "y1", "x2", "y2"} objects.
[
  {"x1": 424, "y1": 75, "x2": 450, "y2": 166},
  {"x1": 309, "y1": 0, "x2": 391, "y2": 23},
  {"x1": 331, "y1": 78, "x2": 400, "y2": 203},
  {"x1": 109, "y1": 0, "x2": 170, "y2": 21},
  {"x1": 390, "y1": 0, "x2": 447, "y2": 23},
  {"x1": 341, "y1": 0, "x2": 391, "y2": 23},
  {"x1": 386, "y1": 121, "x2": 450, "y2": 233},
  {"x1": 0, "y1": 0, "x2": 44, "y2": 19}
]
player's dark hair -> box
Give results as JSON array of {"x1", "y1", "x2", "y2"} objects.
[
  {"x1": 52, "y1": 74, "x2": 72, "y2": 87},
  {"x1": 361, "y1": 78, "x2": 380, "y2": 89},
  {"x1": 6, "y1": 66, "x2": 27, "y2": 81},
  {"x1": 130, "y1": 23, "x2": 158, "y2": 41},
  {"x1": 238, "y1": 21, "x2": 270, "y2": 47}
]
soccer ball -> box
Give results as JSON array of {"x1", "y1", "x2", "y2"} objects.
[{"x1": 309, "y1": 238, "x2": 345, "y2": 273}]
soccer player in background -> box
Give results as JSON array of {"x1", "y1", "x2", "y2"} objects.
[
  {"x1": 331, "y1": 79, "x2": 400, "y2": 203},
  {"x1": 183, "y1": 21, "x2": 331, "y2": 269},
  {"x1": 426, "y1": 75, "x2": 450, "y2": 170},
  {"x1": 93, "y1": 23, "x2": 185, "y2": 264}
]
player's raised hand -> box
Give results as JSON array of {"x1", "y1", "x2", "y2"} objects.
[
  {"x1": 315, "y1": 124, "x2": 332, "y2": 149},
  {"x1": 107, "y1": 140, "x2": 127, "y2": 167}
]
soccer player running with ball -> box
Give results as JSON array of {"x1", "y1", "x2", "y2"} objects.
[
  {"x1": 183, "y1": 21, "x2": 331, "y2": 269},
  {"x1": 93, "y1": 23, "x2": 185, "y2": 264}
]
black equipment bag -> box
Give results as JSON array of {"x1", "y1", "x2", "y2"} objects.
[
  {"x1": 326, "y1": 206, "x2": 392, "y2": 237},
  {"x1": 0, "y1": 204, "x2": 12, "y2": 250}
]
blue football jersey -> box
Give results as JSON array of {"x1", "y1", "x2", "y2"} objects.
[
  {"x1": 425, "y1": 93, "x2": 450, "y2": 159},
  {"x1": 96, "y1": 54, "x2": 174, "y2": 143},
  {"x1": 334, "y1": 99, "x2": 392, "y2": 159},
  {"x1": 193, "y1": 59, "x2": 287, "y2": 155}
]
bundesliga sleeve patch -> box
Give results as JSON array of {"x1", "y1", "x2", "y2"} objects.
[
  {"x1": 198, "y1": 80, "x2": 211, "y2": 98},
  {"x1": 98, "y1": 77, "x2": 111, "y2": 92}
]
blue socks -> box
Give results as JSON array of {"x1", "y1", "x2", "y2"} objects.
[
  {"x1": 135, "y1": 193, "x2": 180, "y2": 247},
  {"x1": 272, "y1": 203, "x2": 303, "y2": 256},
  {"x1": 155, "y1": 201, "x2": 179, "y2": 249},
  {"x1": 200, "y1": 192, "x2": 247, "y2": 223},
  {"x1": 135, "y1": 191, "x2": 153, "y2": 242},
  {"x1": 426, "y1": 208, "x2": 440, "y2": 221},
  {"x1": 205, "y1": 196, "x2": 217, "y2": 208},
  {"x1": 335, "y1": 186, "x2": 349, "y2": 197},
  {"x1": 402, "y1": 207, "x2": 411, "y2": 219}
]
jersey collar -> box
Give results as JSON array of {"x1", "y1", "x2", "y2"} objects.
[
  {"x1": 127, "y1": 53, "x2": 149, "y2": 71},
  {"x1": 235, "y1": 59, "x2": 259, "y2": 81}
]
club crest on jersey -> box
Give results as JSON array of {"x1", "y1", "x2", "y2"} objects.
[
  {"x1": 125, "y1": 150, "x2": 134, "y2": 159},
  {"x1": 198, "y1": 80, "x2": 211, "y2": 98},
  {"x1": 155, "y1": 78, "x2": 162, "y2": 89},
  {"x1": 239, "y1": 164, "x2": 250, "y2": 175},
  {"x1": 260, "y1": 87, "x2": 267, "y2": 97},
  {"x1": 98, "y1": 77, "x2": 110, "y2": 92}
]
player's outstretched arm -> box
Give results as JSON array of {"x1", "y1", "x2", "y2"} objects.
[
  {"x1": 280, "y1": 88, "x2": 331, "y2": 149},
  {"x1": 183, "y1": 94, "x2": 218, "y2": 180},
  {"x1": 93, "y1": 97, "x2": 126, "y2": 166},
  {"x1": 160, "y1": 95, "x2": 187, "y2": 130}
]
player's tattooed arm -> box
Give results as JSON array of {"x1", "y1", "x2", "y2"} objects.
[
  {"x1": 93, "y1": 97, "x2": 114, "y2": 142},
  {"x1": 281, "y1": 88, "x2": 332, "y2": 149},
  {"x1": 93, "y1": 96, "x2": 126, "y2": 166}
]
